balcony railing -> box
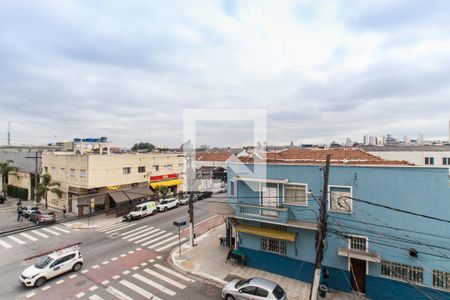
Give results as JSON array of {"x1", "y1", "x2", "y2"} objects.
[{"x1": 237, "y1": 204, "x2": 288, "y2": 221}]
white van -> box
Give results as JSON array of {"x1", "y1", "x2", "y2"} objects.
[{"x1": 124, "y1": 201, "x2": 157, "y2": 221}]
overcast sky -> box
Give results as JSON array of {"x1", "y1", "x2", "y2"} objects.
[{"x1": 1, "y1": 0, "x2": 449, "y2": 148}]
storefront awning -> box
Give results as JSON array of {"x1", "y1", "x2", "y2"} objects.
[
  {"x1": 109, "y1": 187, "x2": 154, "y2": 205},
  {"x1": 77, "y1": 194, "x2": 105, "y2": 206},
  {"x1": 150, "y1": 179, "x2": 183, "y2": 189},
  {"x1": 338, "y1": 248, "x2": 381, "y2": 263},
  {"x1": 235, "y1": 224, "x2": 296, "y2": 242}
]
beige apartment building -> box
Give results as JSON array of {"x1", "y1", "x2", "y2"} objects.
[{"x1": 41, "y1": 152, "x2": 184, "y2": 215}]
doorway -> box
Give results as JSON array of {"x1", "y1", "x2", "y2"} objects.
[{"x1": 350, "y1": 258, "x2": 366, "y2": 293}]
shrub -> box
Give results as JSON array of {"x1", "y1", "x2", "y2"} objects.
[
  {"x1": 7, "y1": 185, "x2": 18, "y2": 198},
  {"x1": 18, "y1": 188, "x2": 28, "y2": 200}
]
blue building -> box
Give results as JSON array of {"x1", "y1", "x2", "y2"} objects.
[{"x1": 226, "y1": 149, "x2": 450, "y2": 300}]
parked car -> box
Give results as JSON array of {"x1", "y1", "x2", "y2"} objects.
[
  {"x1": 123, "y1": 201, "x2": 157, "y2": 221},
  {"x1": 178, "y1": 196, "x2": 189, "y2": 205},
  {"x1": 22, "y1": 206, "x2": 39, "y2": 219},
  {"x1": 221, "y1": 277, "x2": 287, "y2": 300},
  {"x1": 0, "y1": 194, "x2": 5, "y2": 204},
  {"x1": 202, "y1": 191, "x2": 213, "y2": 199},
  {"x1": 20, "y1": 247, "x2": 83, "y2": 287},
  {"x1": 156, "y1": 198, "x2": 179, "y2": 212},
  {"x1": 29, "y1": 210, "x2": 56, "y2": 225}
]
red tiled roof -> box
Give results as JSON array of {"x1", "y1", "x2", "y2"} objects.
[{"x1": 195, "y1": 152, "x2": 234, "y2": 162}]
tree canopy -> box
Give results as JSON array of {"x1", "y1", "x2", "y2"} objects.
[{"x1": 131, "y1": 142, "x2": 155, "y2": 152}]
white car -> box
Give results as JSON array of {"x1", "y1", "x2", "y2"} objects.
[
  {"x1": 178, "y1": 196, "x2": 189, "y2": 205},
  {"x1": 156, "y1": 198, "x2": 179, "y2": 212},
  {"x1": 20, "y1": 248, "x2": 83, "y2": 287},
  {"x1": 123, "y1": 201, "x2": 157, "y2": 221}
]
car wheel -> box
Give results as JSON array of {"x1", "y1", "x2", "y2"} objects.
[
  {"x1": 225, "y1": 295, "x2": 235, "y2": 300},
  {"x1": 176, "y1": 203, "x2": 179, "y2": 207},
  {"x1": 34, "y1": 277, "x2": 47, "y2": 287},
  {"x1": 35, "y1": 220, "x2": 39, "y2": 225},
  {"x1": 72, "y1": 262, "x2": 83, "y2": 272},
  {"x1": 164, "y1": 207, "x2": 168, "y2": 212}
]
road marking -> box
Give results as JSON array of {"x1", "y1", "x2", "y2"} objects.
[
  {"x1": 92, "y1": 265, "x2": 99, "y2": 269},
  {"x1": 127, "y1": 228, "x2": 159, "y2": 241},
  {"x1": 120, "y1": 254, "x2": 126, "y2": 257},
  {"x1": 149, "y1": 259, "x2": 155, "y2": 263},
  {"x1": 133, "y1": 273, "x2": 176, "y2": 296},
  {"x1": 26, "y1": 292, "x2": 36, "y2": 298},
  {"x1": 75, "y1": 292, "x2": 85, "y2": 298},
  {"x1": 143, "y1": 268, "x2": 186, "y2": 289},
  {"x1": 52, "y1": 226, "x2": 70, "y2": 233},
  {"x1": 120, "y1": 225, "x2": 149, "y2": 237},
  {"x1": 106, "y1": 286, "x2": 134, "y2": 300},
  {"x1": 55, "y1": 279, "x2": 64, "y2": 284},
  {"x1": 111, "y1": 257, "x2": 118, "y2": 261},
  {"x1": 119, "y1": 279, "x2": 162, "y2": 300},
  {"x1": 128, "y1": 250, "x2": 134, "y2": 254},
  {"x1": 154, "y1": 264, "x2": 195, "y2": 282},
  {"x1": 101, "y1": 280, "x2": 110, "y2": 285},
  {"x1": 102, "y1": 261, "x2": 109, "y2": 265},
  {"x1": 122, "y1": 270, "x2": 130, "y2": 275},
  {"x1": 132, "y1": 266, "x2": 139, "y2": 270},
  {"x1": 31, "y1": 230, "x2": 49, "y2": 238},
  {"x1": 69, "y1": 274, "x2": 78, "y2": 279},
  {"x1": 89, "y1": 286, "x2": 98, "y2": 291},
  {"x1": 136, "y1": 247, "x2": 142, "y2": 251},
  {"x1": 41, "y1": 286, "x2": 51, "y2": 291},
  {"x1": 81, "y1": 269, "x2": 89, "y2": 274},
  {"x1": 7, "y1": 235, "x2": 25, "y2": 244},
  {"x1": 96, "y1": 222, "x2": 125, "y2": 232},
  {"x1": 19, "y1": 232, "x2": 38, "y2": 242},
  {"x1": 89, "y1": 295, "x2": 103, "y2": 300},
  {"x1": 147, "y1": 235, "x2": 178, "y2": 249},
  {"x1": 156, "y1": 256, "x2": 162, "y2": 259},
  {"x1": 0, "y1": 239, "x2": 13, "y2": 249},
  {"x1": 140, "y1": 262, "x2": 147, "y2": 267},
  {"x1": 104, "y1": 224, "x2": 136, "y2": 234},
  {"x1": 156, "y1": 237, "x2": 187, "y2": 252},
  {"x1": 141, "y1": 232, "x2": 172, "y2": 246},
  {"x1": 112, "y1": 275, "x2": 120, "y2": 280},
  {"x1": 41, "y1": 228, "x2": 60, "y2": 235},
  {"x1": 134, "y1": 230, "x2": 165, "y2": 244}
]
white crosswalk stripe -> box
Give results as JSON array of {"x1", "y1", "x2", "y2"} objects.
[
  {"x1": 133, "y1": 230, "x2": 165, "y2": 244},
  {"x1": 127, "y1": 228, "x2": 159, "y2": 242},
  {"x1": 106, "y1": 286, "x2": 134, "y2": 300},
  {"x1": 154, "y1": 264, "x2": 195, "y2": 282},
  {"x1": 147, "y1": 235, "x2": 178, "y2": 249},
  {"x1": 31, "y1": 230, "x2": 49, "y2": 238},
  {"x1": 156, "y1": 237, "x2": 187, "y2": 252},
  {"x1": 141, "y1": 232, "x2": 173, "y2": 247},
  {"x1": 52, "y1": 226, "x2": 70, "y2": 233},
  {"x1": 97, "y1": 222, "x2": 129, "y2": 232},
  {"x1": 89, "y1": 295, "x2": 103, "y2": 300},
  {"x1": 19, "y1": 232, "x2": 38, "y2": 242},
  {"x1": 119, "y1": 279, "x2": 162, "y2": 300},
  {"x1": 104, "y1": 224, "x2": 136, "y2": 234},
  {"x1": 0, "y1": 239, "x2": 13, "y2": 249},
  {"x1": 143, "y1": 268, "x2": 186, "y2": 289},
  {"x1": 41, "y1": 228, "x2": 60, "y2": 235},
  {"x1": 7, "y1": 235, "x2": 26, "y2": 245},
  {"x1": 120, "y1": 225, "x2": 148, "y2": 236},
  {"x1": 132, "y1": 273, "x2": 176, "y2": 296}
]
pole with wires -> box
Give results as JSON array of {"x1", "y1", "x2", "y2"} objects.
[
  {"x1": 310, "y1": 154, "x2": 331, "y2": 300},
  {"x1": 185, "y1": 141, "x2": 196, "y2": 247}
]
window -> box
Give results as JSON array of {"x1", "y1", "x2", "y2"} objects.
[
  {"x1": 261, "y1": 184, "x2": 278, "y2": 217},
  {"x1": 70, "y1": 169, "x2": 76, "y2": 177},
  {"x1": 80, "y1": 169, "x2": 86, "y2": 178},
  {"x1": 381, "y1": 261, "x2": 423, "y2": 283},
  {"x1": 329, "y1": 186, "x2": 352, "y2": 213},
  {"x1": 433, "y1": 270, "x2": 450, "y2": 290},
  {"x1": 261, "y1": 237, "x2": 287, "y2": 254},
  {"x1": 60, "y1": 168, "x2": 65, "y2": 176},
  {"x1": 230, "y1": 180, "x2": 235, "y2": 196},
  {"x1": 178, "y1": 163, "x2": 184, "y2": 167},
  {"x1": 123, "y1": 167, "x2": 131, "y2": 174},
  {"x1": 240, "y1": 286, "x2": 256, "y2": 295},
  {"x1": 44, "y1": 166, "x2": 48, "y2": 173},
  {"x1": 285, "y1": 184, "x2": 307, "y2": 206},
  {"x1": 138, "y1": 166, "x2": 146, "y2": 173},
  {"x1": 349, "y1": 236, "x2": 367, "y2": 252},
  {"x1": 51, "y1": 167, "x2": 55, "y2": 174},
  {"x1": 425, "y1": 157, "x2": 435, "y2": 165},
  {"x1": 443, "y1": 158, "x2": 450, "y2": 165},
  {"x1": 255, "y1": 287, "x2": 269, "y2": 297},
  {"x1": 261, "y1": 223, "x2": 286, "y2": 231},
  {"x1": 153, "y1": 165, "x2": 159, "y2": 171},
  {"x1": 165, "y1": 164, "x2": 173, "y2": 170}
]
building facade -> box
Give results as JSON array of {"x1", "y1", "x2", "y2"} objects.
[
  {"x1": 227, "y1": 149, "x2": 450, "y2": 299},
  {"x1": 42, "y1": 152, "x2": 184, "y2": 214}
]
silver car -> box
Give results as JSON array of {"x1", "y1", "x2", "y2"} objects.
[{"x1": 222, "y1": 277, "x2": 288, "y2": 300}]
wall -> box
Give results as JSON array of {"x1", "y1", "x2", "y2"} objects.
[
  {"x1": 7, "y1": 171, "x2": 32, "y2": 200},
  {"x1": 369, "y1": 150, "x2": 450, "y2": 167}
]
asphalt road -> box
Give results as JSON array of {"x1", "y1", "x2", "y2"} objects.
[{"x1": 0, "y1": 194, "x2": 230, "y2": 300}]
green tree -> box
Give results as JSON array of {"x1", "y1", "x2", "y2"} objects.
[
  {"x1": 153, "y1": 185, "x2": 169, "y2": 200},
  {"x1": 37, "y1": 173, "x2": 63, "y2": 209},
  {"x1": 0, "y1": 160, "x2": 16, "y2": 199},
  {"x1": 131, "y1": 142, "x2": 155, "y2": 152}
]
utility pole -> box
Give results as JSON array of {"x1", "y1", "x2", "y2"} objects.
[
  {"x1": 310, "y1": 154, "x2": 331, "y2": 300},
  {"x1": 26, "y1": 151, "x2": 42, "y2": 205},
  {"x1": 185, "y1": 141, "x2": 196, "y2": 247}
]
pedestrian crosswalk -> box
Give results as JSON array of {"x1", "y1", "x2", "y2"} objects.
[
  {"x1": 97, "y1": 223, "x2": 187, "y2": 253},
  {"x1": 0, "y1": 225, "x2": 73, "y2": 249}
]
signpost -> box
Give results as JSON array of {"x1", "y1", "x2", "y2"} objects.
[{"x1": 173, "y1": 220, "x2": 187, "y2": 257}]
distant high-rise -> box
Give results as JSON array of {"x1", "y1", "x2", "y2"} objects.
[{"x1": 345, "y1": 137, "x2": 352, "y2": 147}]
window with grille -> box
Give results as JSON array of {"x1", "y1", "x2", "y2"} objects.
[
  {"x1": 261, "y1": 223, "x2": 287, "y2": 231},
  {"x1": 349, "y1": 236, "x2": 367, "y2": 252},
  {"x1": 261, "y1": 238, "x2": 287, "y2": 255},
  {"x1": 425, "y1": 157, "x2": 435, "y2": 165},
  {"x1": 433, "y1": 270, "x2": 450, "y2": 290},
  {"x1": 261, "y1": 184, "x2": 278, "y2": 217},
  {"x1": 70, "y1": 169, "x2": 76, "y2": 177},
  {"x1": 443, "y1": 158, "x2": 450, "y2": 165},
  {"x1": 381, "y1": 261, "x2": 423, "y2": 283},
  {"x1": 284, "y1": 184, "x2": 307, "y2": 206},
  {"x1": 329, "y1": 186, "x2": 352, "y2": 213},
  {"x1": 80, "y1": 169, "x2": 86, "y2": 178},
  {"x1": 138, "y1": 166, "x2": 146, "y2": 173},
  {"x1": 123, "y1": 167, "x2": 131, "y2": 174}
]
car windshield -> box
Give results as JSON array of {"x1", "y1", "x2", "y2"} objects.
[
  {"x1": 160, "y1": 200, "x2": 168, "y2": 204},
  {"x1": 132, "y1": 207, "x2": 141, "y2": 212},
  {"x1": 34, "y1": 256, "x2": 54, "y2": 269},
  {"x1": 235, "y1": 279, "x2": 251, "y2": 289},
  {"x1": 273, "y1": 285, "x2": 285, "y2": 299}
]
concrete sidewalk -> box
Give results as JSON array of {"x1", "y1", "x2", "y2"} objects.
[{"x1": 171, "y1": 224, "x2": 361, "y2": 300}]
